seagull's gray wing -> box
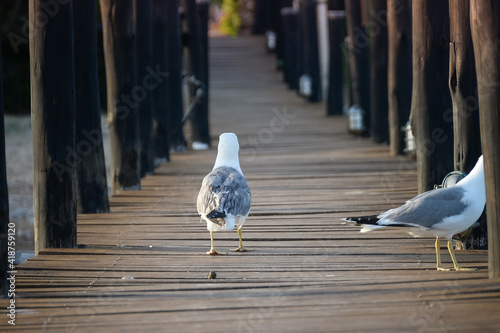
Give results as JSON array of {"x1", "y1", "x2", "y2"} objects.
[
  {"x1": 197, "y1": 167, "x2": 251, "y2": 219},
  {"x1": 378, "y1": 186, "x2": 467, "y2": 229}
]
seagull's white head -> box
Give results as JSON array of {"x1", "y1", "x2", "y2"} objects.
[{"x1": 213, "y1": 133, "x2": 243, "y2": 174}]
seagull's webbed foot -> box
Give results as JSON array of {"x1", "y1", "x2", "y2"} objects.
[
  {"x1": 206, "y1": 249, "x2": 226, "y2": 255},
  {"x1": 232, "y1": 246, "x2": 253, "y2": 252},
  {"x1": 232, "y1": 227, "x2": 253, "y2": 253},
  {"x1": 453, "y1": 266, "x2": 477, "y2": 271},
  {"x1": 206, "y1": 231, "x2": 226, "y2": 255},
  {"x1": 447, "y1": 239, "x2": 477, "y2": 271}
]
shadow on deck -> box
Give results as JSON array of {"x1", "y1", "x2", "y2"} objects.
[{"x1": 2, "y1": 35, "x2": 499, "y2": 332}]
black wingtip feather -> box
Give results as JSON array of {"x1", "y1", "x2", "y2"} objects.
[
  {"x1": 207, "y1": 210, "x2": 226, "y2": 219},
  {"x1": 342, "y1": 215, "x2": 380, "y2": 225}
]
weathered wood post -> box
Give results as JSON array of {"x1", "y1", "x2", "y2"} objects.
[
  {"x1": 99, "y1": 0, "x2": 140, "y2": 194},
  {"x1": 73, "y1": 0, "x2": 110, "y2": 213},
  {"x1": 0, "y1": 42, "x2": 9, "y2": 297},
  {"x1": 387, "y1": 0, "x2": 412, "y2": 156},
  {"x1": 345, "y1": 0, "x2": 371, "y2": 135},
  {"x1": 272, "y1": 0, "x2": 293, "y2": 68},
  {"x1": 368, "y1": 0, "x2": 388, "y2": 143},
  {"x1": 449, "y1": 0, "x2": 485, "y2": 250},
  {"x1": 253, "y1": 0, "x2": 269, "y2": 34},
  {"x1": 449, "y1": 1, "x2": 481, "y2": 172},
  {"x1": 470, "y1": 0, "x2": 500, "y2": 279},
  {"x1": 30, "y1": 0, "x2": 77, "y2": 254},
  {"x1": 299, "y1": 0, "x2": 321, "y2": 102},
  {"x1": 185, "y1": 0, "x2": 210, "y2": 146},
  {"x1": 410, "y1": 0, "x2": 453, "y2": 193},
  {"x1": 167, "y1": 0, "x2": 186, "y2": 150},
  {"x1": 282, "y1": 7, "x2": 300, "y2": 90},
  {"x1": 135, "y1": 0, "x2": 156, "y2": 176},
  {"x1": 317, "y1": 0, "x2": 330, "y2": 102},
  {"x1": 327, "y1": 11, "x2": 345, "y2": 115},
  {"x1": 152, "y1": 0, "x2": 171, "y2": 162}
]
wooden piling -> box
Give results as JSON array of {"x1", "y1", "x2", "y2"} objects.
[
  {"x1": 327, "y1": 10, "x2": 345, "y2": 115},
  {"x1": 470, "y1": 0, "x2": 500, "y2": 279},
  {"x1": 73, "y1": 0, "x2": 110, "y2": 213},
  {"x1": 185, "y1": 0, "x2": 210, "y2": 146},
  {"x1": 282, "y1": 7, "x2": 300, "y2": 90},
  {"x1": 99, "y1": 0, "x2": 140, "y2": 193},
  {"x1": 152, "y1": 0, "x2": 171, "y2": 160},
  {"x1": 449, "y1": 0, "x2": 485, "y2": 250},
  {"x1": 409, "y1": 0, "x2": 453, "y2": 193},
  {"x1": 299, "y1": 0, "x2": 321, "y2": 102},
  {"x1": 368, "y1": 0, "x2": 389, "y2": 143},
  {"x1": 345, "y1": 0, "x2": 371, "y2": 135},
  {"x1": 166, "y1": 0, "x2": 186, "y2": 150},
  {"x1": 135, "y1": 0, "x2": 156, "y2": 177},
  {"x1": 0, "y1": 41, "x2": 8, "y2": 297},
  {"x1": 29, "y1": 0, "x2": 77, "y2": 254},
  {"x1": 387, "y1": 0, "x2": 412, "y2": 156},
  {"x1": 449, "y1": 0, "x2": 481, "y2": 172}
]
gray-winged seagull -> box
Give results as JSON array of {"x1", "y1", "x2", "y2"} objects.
[
  {"x1": 197, "y1": 133, "x2": 252, "y2": 255},
  {"x1": 344, "y1": 155, "x2": 485, "y2": 271}
]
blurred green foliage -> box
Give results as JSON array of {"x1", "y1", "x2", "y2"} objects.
[{"x1": 219, "y1": 0, "x2": 241, "y2": 36}]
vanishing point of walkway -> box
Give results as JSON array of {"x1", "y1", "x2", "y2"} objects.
[{"x1": 2, "y1": 35, "x2": 499, "y2": 332}]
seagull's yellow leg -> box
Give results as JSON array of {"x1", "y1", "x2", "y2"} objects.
[
  {"x1": 447, "y1": 239, "x2": 477, "y2": 271},
  {"x1": 206, "y1": 231, "x2": 225, "y2": 255},
  {"x1": 435, "y1": 237, "x2": 451, "y2": 271},
  {"x1": 232, "y1": 227, "x2": 252, "y2": 252}
]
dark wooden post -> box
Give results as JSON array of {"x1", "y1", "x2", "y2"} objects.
[
  {"x1": 272, "y1": 0, "x2": 294, "y2": 68},
  {"x1": 135, "y1": 0, "x2": 156, "y2": 176},
  {"x1": 30, "y1": 0, "x2": 77, "y2": 254},
  {"x1": 252, "y1": 0, "x2": 270, "y2": 34},
  {"x1": 299, "y1": 0, "x2": 321, "y2": 102},
  {"x1": 186, "y1": 0, "x2": 210, "y2": 146},
  {"x1": 0, "y1": 42, "x2": 9, "y2": 297},
  {"x1": 449, "y1": 0, "x2": 485, "y2": 250},
  {"x1": 328, "y1": 0, "x2": 344, "y2": 9},
  {"x1": 368, "y1": 0, "x2": 388, "y2": 143},
  {"x1": 152, "y1": 0, "x2": 171, "y2": 162},
  {"x1": 387, "y1": 0, "x2": 412, "y2": 156},
  {"x1": 345, "y1": 0, "x2": 371, "y2": 135},
  {"x1": 167, "y1": 0, "x2": 186, "y2": 150},
  {"x1": 282, "y1": 7, "x2": 300, "y2": 90},
  {"x1": 99, "y1": 0, "x2": 140, "y2": 194},
  {"x1": 327, "y1": 10, "x2": 346, "y2": 115},
  {"x1": 73, "y1": 0, "x2": 110, "y2": 213},
  {"x1": 470, "y1": 0, "x2": 500, "y2": 279},
  {"x1": 409, "y1": 0, "x2": 453, "y2": 193},
  {"x1": 449, "y1": 0, "x2": 481, "y2": 172}
]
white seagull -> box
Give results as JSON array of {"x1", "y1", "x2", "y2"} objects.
[
  {"x1": 343, "y1": 155, "x2": 485, "y2": 271},
  {"x1": 197, "y1": 133, "x2": 252, "y2": 255}
]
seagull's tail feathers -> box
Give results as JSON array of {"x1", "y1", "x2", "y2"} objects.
[
  {"x1": 342, "y1": 215, "x2": 380, "y2": 226},
  {"x1": 343, "y1": 215, "x2": 408, "y2": 233},
  {"x1": 360, "y1": 225, "x2": 387, "y2": 233}
]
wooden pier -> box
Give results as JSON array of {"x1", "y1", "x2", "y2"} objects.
[{"x1": 2, "y1": 35, "x2": 500, "y2": 332}]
